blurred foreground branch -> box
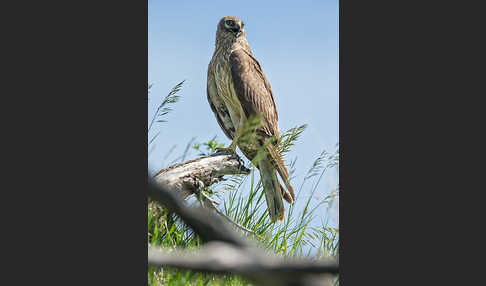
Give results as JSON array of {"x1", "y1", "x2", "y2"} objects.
[
  {"x1": 148, "y1": 170, "x2": 339, "y2": 286},
  {"x1": 149, "y1": 242, "x2": 337, "y2": 286}
]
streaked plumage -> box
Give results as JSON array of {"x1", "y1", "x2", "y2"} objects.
[{"x1": 207, "y1": 16, "x2": 295, "y2": 222}]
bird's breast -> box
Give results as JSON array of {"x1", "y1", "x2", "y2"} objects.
[{"x1": 213, "y1": 59, "x2": 246, "y2": 128}]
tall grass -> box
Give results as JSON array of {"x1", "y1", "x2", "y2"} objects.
[{"x1": 148, "y1": 80, "x2": 185, "y2": 151}]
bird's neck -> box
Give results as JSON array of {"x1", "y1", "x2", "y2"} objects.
[{"x1": 215, "y1": 36, "x2": 252, "y2": 57}]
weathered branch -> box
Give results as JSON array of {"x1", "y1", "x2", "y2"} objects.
[
  {"x1": 153, "y1": 151, "x2": 250, "y2": 199},
  {"x1": 152, "y1": 151, "x2": 254, "y2": 233}
]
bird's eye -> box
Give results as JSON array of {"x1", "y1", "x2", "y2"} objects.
[{"x1": 225, "y1": 20, "x2": 234, "y2": 26}]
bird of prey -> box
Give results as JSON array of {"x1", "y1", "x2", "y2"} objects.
[{"x1": 207, "y1": 16, "x2": 295, "y2": 222}]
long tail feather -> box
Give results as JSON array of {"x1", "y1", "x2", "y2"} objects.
[
  {"x1": 267, "y1": 145, "x2": 295, "y2": 202},
  {"x1": 279, "y1": 182, "x2": 293, "y2": 204},
  {"x1": 258, "y1": 159, "x2": 285, "y2": 222}
]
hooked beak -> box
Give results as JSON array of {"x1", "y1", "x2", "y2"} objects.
[{"x1": 231, "y1": 23, "x2": 242, "y2": 37}]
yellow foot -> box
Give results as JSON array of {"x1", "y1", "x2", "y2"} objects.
[{"x1": 215, "y1": 146, "x2": 237, "y2": 155}]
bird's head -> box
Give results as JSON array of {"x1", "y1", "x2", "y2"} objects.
[{"x1": 216, "y1": 16, "x2": 246, "y2": 41}]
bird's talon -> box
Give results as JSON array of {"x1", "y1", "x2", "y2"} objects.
[{"x1": 215, "y1": 147, "x2": 237, "y2": 155}]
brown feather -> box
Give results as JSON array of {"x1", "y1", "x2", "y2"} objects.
[
  {"x1": 266, "y1": 144, "x2": 295, "y2": 202},
  {"x1": 207, "y1": 62, "x2": 235, "y2": 140},
  {"x1": 229, "y1": 49, "x2": 295, "y2": 201},
  {"x1": 229, "y1": 49, "x2": 279, "y2": 137}
]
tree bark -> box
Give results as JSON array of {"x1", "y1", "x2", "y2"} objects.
[{"x1": 153, "y1": 152, "x2": 251, "y2": 199}]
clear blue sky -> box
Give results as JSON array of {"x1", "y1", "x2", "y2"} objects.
[{"x1": 148, "y1": 0, "x2": 339, "y2": 227}]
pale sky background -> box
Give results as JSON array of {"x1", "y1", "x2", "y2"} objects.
[{"x1": 148, "y1": 0, "x2": 339, "y2": 228}]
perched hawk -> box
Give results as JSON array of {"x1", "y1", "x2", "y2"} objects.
[{"x1": 207, "y1": 16, "x2": 295, "y2": 222}]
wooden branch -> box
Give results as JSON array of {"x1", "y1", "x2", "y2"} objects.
[
  {"x1": 148, "y1": 242, "x2": 338, "y2": 286},
  {"x1": 152, "y1": 151, "x2": 254, "y2": 238},
  {"x1": 153, "y1": 151, "x2": 250, "y2": 199}
]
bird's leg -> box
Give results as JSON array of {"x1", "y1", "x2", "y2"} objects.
[
  {"x1": 215, "y1": 137, "x2": 238, "y2": 154},
  {"x1": 215, "y1": 128, "x2": 242, "y2": 154}
]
